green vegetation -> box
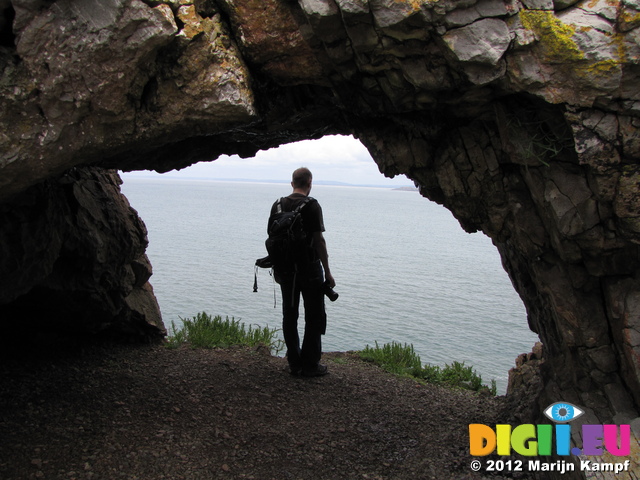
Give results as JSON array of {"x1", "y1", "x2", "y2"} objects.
[
  {"x1": 358, "y1": 341, "x2": 422, "y2": 375},
  {"x1": 167, "y1": 315, "x2": 496, "y2": 395},
  {"x1": 166, "y1": 312, "x2": 283, "y2": 353},
  {"x1": 359, "y1": 341, "x2": 497, "y2": 395}
]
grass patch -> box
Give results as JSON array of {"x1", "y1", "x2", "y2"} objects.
[
  {"x1": 359, "y1": 341, "x2": 422, "y2": 375},
  {"x1": 166, "y1": 312, "x2": 283, "y2": 354},
  {"x1": 358, "y1": 341, "x2": 497, "y2": 395}
]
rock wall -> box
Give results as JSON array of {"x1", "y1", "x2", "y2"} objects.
[
  {"x1": 0, "y1": 166, "x2": 164, "y2": 341},
  {"x1": 1, "y1": 0, "x2": 640, "y2": 470}
]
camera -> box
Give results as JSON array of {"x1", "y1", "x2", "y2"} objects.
[
  {"x1": 255, "y1": 256, "x2": 273, "y2": 269},
  {"x1": 323, "y1": 281, "x2": 339, "y2": 302}
]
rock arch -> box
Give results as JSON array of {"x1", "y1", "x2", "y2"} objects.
[{"x1": 1, "y1": 0, "x2": 639, "y2": 447}]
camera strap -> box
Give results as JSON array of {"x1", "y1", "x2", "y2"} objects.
[
  {"x1": 253, "y1": 265, "x2": 279, "y2": 309},
  {"x1": 253, "y1": 265, "x2": 259, "y2": 293}
]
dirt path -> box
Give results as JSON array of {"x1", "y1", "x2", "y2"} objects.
[{"x1": 0, "y1": 343, "x2": 530, "y2": 479}]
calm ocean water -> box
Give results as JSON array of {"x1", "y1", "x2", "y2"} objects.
[{"x1": 120, "y1": 176, "x2": 539, "y2": 393}]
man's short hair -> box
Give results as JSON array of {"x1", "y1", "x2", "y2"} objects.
[{"x1": 292, "y1": 167, "x2": 313, "y2": 189}]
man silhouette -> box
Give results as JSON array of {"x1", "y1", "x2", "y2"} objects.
[{"x1": 270, "y1": 167, "x2": 335, "y2": 376}]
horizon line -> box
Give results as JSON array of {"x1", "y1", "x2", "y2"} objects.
[{"x1": 120, "y1": 173, "x2": 417, "y2": 190}]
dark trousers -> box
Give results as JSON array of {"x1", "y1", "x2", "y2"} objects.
[{"x1": 279, "y1": 262, "x2": 326, "y2": 370}]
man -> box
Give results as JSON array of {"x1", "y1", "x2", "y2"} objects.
[{"x1": 270, "y1": 167, "x2": 335, "y2": 377}]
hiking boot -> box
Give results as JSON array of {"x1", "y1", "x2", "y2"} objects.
[{"x1": 302, "y1": 364, "x2": 328, "y2": 377}]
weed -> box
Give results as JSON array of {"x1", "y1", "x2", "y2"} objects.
[
  {"x1": 359, "y1": 341, "x2": 422, "y2": 376},
  {"x1": 358, "y1": 341, "x2": 497, "y2": 395},
  {"x1": 166, "y1": 312, "x2": 283, "y2": 354}
]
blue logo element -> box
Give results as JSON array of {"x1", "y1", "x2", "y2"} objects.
[{"x1": 543, "y1": 402, "x2": 584, "y2": 423}]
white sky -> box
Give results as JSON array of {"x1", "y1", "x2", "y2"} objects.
[{"x1": 123, "y1": 134, "x2": 412, "y2": 186}]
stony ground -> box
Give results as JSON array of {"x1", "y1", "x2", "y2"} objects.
[{"x1": 0, "y1": 343, "x2": 535, "y2": 480}]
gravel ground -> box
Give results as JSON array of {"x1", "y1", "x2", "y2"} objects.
[{"x1": 0, "y1": 343, "x2": 534, "y2": 480}]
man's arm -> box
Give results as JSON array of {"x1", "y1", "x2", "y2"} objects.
[{"x1": 313, "y1": 231, "x2": 335, "y2": 288}]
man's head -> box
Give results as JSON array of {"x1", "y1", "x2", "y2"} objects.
[{"x1": 291, "y1": 167, "x2": 313, "y2": 193}]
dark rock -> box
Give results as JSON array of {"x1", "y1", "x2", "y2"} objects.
[{"x1": 0, "y1": 167, "x2": 164, "y2": 342}]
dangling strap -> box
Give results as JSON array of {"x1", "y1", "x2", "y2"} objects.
[
  {"x1": 253, "y1": 265, "x2": 259, "y2": 292},
  {"x1": 255, "y1": 266, "x2": 278, "y2": 309},
  {"x1": 273, "y1": 271, "x2": 277, "y2": 308}
]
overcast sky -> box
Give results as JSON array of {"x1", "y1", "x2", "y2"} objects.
[{"x1": 122, "y1": 135, "x2": 412, "y2": 186}]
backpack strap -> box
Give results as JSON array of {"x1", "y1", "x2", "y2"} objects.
[
  {"x1": 295, "y1": 196, "x2": 312, "y2": 212},
  {"x1": 278, "y1": 196, "x2": 313, "y2": 213}
]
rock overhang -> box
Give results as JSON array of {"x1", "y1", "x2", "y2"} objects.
[{"x1": 1, "y1": 0, "x2": 638, "y2": 198}]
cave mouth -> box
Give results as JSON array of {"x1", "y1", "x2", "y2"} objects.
[
  {"x1": 0, "y1": 130, "x2": 539, "y2": 394},
  {"x1": 119, "y1": 135, "x2": 539, "y2": 393}
]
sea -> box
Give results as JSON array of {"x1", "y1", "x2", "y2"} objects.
[{"x1": 120, "y1": 176, "x2": 540, "y2": 394}]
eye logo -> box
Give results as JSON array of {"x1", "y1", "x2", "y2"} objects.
[
  {"x1": 470, "y1": 402, "x2": 631, "y2": 458},
  {"x1": 543, "y1": 402, "x2": 584, "y2": 423}
]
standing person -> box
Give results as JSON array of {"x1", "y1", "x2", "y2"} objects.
[{"x1": 269, "y1": 167, "x2": 335, "y2": 377}]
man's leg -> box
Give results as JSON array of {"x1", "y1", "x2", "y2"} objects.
[
  {"x1": 280, "y1": 278, "x2": 302, "y2": 373},
  {"x1": 300, "y1": 278, "x2": 327, "y2": 375}
]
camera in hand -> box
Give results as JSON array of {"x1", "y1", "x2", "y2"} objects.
[{"x1": 323, "y1": 281, "x2": 339, "y2": 302}]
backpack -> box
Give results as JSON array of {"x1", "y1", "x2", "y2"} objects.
[{"x1": 264, "y1": 197, "x2": 313, "y2": 275}]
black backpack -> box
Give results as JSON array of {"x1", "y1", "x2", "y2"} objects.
[{"x1": 265, "y1": 197, "x2": 313, "y2": 275}]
